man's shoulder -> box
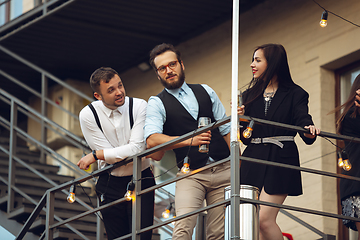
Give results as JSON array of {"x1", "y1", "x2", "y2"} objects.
[
  {"x1": 80, "y1": 100, "x2": 100, "y2": 114},
  {"x1": 79, "y1": 100, "x2": 100, "y2": 121},
  {"x1": 131, "y1": 97, "x2": 147, "y2": 104}
]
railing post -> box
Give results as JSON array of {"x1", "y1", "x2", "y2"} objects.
[
  {"x1": 7, "y1": 99, "x2": 17, "y2": 213},
  {"x1": 132, "y1": 156, "x2": 141, "y2": 240},
  {"x1": 196, "y1": 212, "x2": 207, "y2": 239},
  {"x1": 45, "y1": 191, "x2": 55, "y2": 240},
  {"x1": 229, "y1": 141, "x2": 240, "y2": 239},
  {"x1": 230, "y1": 0, "x2": 240, "y2": 236},
  {"x1": 96, "y1": 197, "x2": 105, "y2": 240},
  {"x1": 40, "y1": 73, "x2": 48, "y2": 163}
]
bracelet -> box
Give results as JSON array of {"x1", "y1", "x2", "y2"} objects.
[{"x1": 92, "y1": 150, "x2": 98, "y2": 161}]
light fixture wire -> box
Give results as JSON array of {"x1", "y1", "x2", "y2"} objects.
[{"x1": 312, "y1": 0, "x2": 360, "y2": 28}]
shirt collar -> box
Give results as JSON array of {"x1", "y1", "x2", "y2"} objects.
[
  {"x1": 100, "y1": 96, "x2": 128, "y2": 117},
  {"x1": 165, "y1": 82, "x2": 189, "y2": 96}
]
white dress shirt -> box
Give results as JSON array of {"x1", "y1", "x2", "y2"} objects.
[{"x1": 79, "y1": 96, "x2": 150, "y2": 176}]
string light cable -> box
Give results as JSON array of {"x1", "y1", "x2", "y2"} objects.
[
  {"x1": 312, "y1": 0, "x2": 360, "y2": 28},
  {"x1": 78, "y1": 183, "x2": 104, "y2": 222}
]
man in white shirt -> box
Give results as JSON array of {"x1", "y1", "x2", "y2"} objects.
[{"x1": 77, "y1": 67, "x2": 155, "y2": 240}]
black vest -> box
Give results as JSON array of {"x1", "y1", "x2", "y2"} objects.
[{"x1": 157, "y1": 84, "x2": 230, "y2": 170}]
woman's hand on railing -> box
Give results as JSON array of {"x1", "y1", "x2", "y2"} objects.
[
  {"x1": 303, "y1": 125, "x2": 320, "y2": 139},
  {"x1": 238, "y1": 105, "x2": 245, "y2": 115}
]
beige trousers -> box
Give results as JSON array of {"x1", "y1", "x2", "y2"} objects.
[{"x1": 172, "y1": 161, "x2": 231, "y2": 240}]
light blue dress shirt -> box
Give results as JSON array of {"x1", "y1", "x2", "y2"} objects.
[{"x1": 144, "y1": 82, "x2": 230, "y2": 140}]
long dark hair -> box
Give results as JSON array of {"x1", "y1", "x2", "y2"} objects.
[
  {"x1": 244, "y1": 44, "x2": 296, "y2": 105},
  {"x1": 333, "y1": 73, "x2": 360, "y2": 134}
]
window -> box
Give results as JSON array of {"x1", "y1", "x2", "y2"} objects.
[{"x1": 340, "y1": 66, "x2": 360, "y2": 105}]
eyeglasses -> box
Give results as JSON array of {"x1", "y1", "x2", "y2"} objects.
[{"x1": 156, "y1": 61, "x2": 179, "y2": 74}]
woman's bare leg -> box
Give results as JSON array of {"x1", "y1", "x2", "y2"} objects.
[{"x1": 259, "y1": 188, "x2": 287, "y2": 240}]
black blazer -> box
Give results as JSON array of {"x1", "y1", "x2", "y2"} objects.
[
  {"x1": 340, "y1": 107, "x2": 360, "y2": 200},
  {"x1": 240, "y1": 84, "x2": 316, "y2": 196}
]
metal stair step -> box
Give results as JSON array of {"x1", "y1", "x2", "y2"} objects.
[
  {"x1": 0, "y1": 158, "x2": 60, "y2": 174},
  {"x1": 30, "y1": 217, "x2": 97, "y2": 236},
  {"x1": 0, "y1": 167, "x2": 74, "y2": 183}
]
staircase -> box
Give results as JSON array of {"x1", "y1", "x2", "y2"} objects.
[{"x1": 0, "y1": 139, "x2": 104, "y2": 240}]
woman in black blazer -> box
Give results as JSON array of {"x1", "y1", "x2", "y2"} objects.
[
  {"x1": 335, "y1": 74, "x2": 360, "y2": 236},
  {"x1": 238, "y1": 44, "x2": 320, "y2": 240}
]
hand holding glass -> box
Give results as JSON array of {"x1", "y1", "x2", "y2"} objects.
[{"x1": 198, "y1": 117, "x2": 211, "y2": 153}]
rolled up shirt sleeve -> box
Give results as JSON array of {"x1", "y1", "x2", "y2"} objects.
[{"x1": 144, "y1": 96, "x2": 166, "y2": 140}]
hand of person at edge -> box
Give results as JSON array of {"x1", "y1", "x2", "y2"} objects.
[
  {"x1": 304, "y1": 125, "x2": 320, "y2": 139},
  {"x1": 355, "y1": 89, "x2": 360, "y2": 108}
]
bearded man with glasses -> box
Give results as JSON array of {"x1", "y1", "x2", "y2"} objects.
[{"x1": 144, "y1": 43, "x2": 231, "y2": 239}]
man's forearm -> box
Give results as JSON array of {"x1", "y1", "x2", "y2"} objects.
[{"x1": 146, "y1": 133, "x2": 191, "y2": 150}]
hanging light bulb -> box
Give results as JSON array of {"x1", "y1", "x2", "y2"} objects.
[
  {"x1": 181, "y1": 156, "x2": 190, "y2": 174},
  {"x1": 343, "y1": 159, "x2": 352, "y2": 171},
  {"x1": 124, "y1": 180, "x2": 135, "y2": 201},
  {"x1": 320, "y1": 11, "x2": 328, "y2": 27},
  {"x1": 243, "y1": 120, "x2": 255, "y2": 139},
  {"x1": 162, "y1": 203, "x2": 173, "y2": 219},
  {"x1": 337, "y1": 151, "x2": 344, "y2": 167},
  {"x1": 341, "y1": 151, "x2": 352, "y2": 171},
  {"x1": 67, "y1": 184, "x2": 76, "y2": 203},
  {"x1": 172, "y1": 215, "x2": 176, "y2": 225}
]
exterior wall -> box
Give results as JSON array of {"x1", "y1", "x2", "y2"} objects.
[
  {"x1": 120, "y1": 0, "x2": 360, "y2": 239},
  {"x1": 22, "y1": 0, "x2": 33, "y2": 13}
]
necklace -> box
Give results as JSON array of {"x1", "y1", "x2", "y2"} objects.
[{"x1": 264, "y1": 91, "x2": 274, "y2": 102}]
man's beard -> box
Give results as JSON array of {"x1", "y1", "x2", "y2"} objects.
[{"x1": 159, "y1": 69, "x2": 185, "y2": 90}]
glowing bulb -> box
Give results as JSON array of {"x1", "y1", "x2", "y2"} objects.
[
  {"x1": 243, "y1": 120, "x2": 255, "y2": 139},
  {"x1": 67, "y1": 192, "x2": 75, "y2": 203},
  {"x1": 181, "y1": 156, "x2": 190, "y2": 174},
  {"x1": 181, "y1": 163, "x2": 190, "y2": 174},
  {"x1": 338, "y1": 157, "x2": 344, "y2": 167},
  {"x1": 172, "y1": 216, "x2": 176, "y2": 225},
  {"x1": 320, "y1": 11, "x2": 328, "y2": 27},
  {"x1": 162, "y1": 209, "x2": 170, "y2": 219},
  {"x1": 337, "y1": 151, "x2": 344, "y2": 167},
  {"x1": 124, "y1": 181, "x2": 135, "y2": 201},
  {"x1": 67, "y1": 185, "x2": 76, "y2": 203},
  {"x1": 124, "y1": 190, "x2": 133, "y2": 201},
  {"x1": 343, "y1": 159, "x2": 352, "y2": 171}
]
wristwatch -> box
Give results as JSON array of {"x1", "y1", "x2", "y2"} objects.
[{"x1": 92, "y1": 150, "x2": 98, "y2": 161}]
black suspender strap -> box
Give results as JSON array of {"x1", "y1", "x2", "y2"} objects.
[
  {"x1": 88, "y1": 103, "x2": 103, "y2": 132},
  {"x1": 88, "y1": 97, "x2": 134, "y2": 132},
  {"x1": 129, "y1": 97, "x2": 134, "y2": 129}
]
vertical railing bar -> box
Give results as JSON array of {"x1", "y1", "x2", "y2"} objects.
[
  {"x1": 42, "y1": 0, "x2": 48, "y2": 14},
  {"x1": 40, "y1": 73, "x2": 48, "y2": 163},
  {"x1": 132, "y1": 155, "x2": 142, "y2": 240},
  {"x1": 45, "y1": 190, "x2": 54, "y2": 240},
  {"x1": 96, "y1": 197, "x2": 104, "y2": 240},
  {"x1": 230, "y1": 142, "x2": 241, "y2": 239},
  {"x1": 7, "y1": 98, "x2": 17, "y2": 214},
  {"x1": 230, "y1": 0, "x2": 240, "y2": 238}
]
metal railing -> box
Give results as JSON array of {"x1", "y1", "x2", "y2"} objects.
[
  {"x1": 14, "y1": 113, "x2": 360, "y2": 239},
  {"x1": 0, "y1": 44, "x2": 184, "y2": 239}
]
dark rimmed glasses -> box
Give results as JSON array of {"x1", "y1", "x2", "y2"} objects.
[{"x1": 156, "y1": 61, "x2": 179, "y2": 74}]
